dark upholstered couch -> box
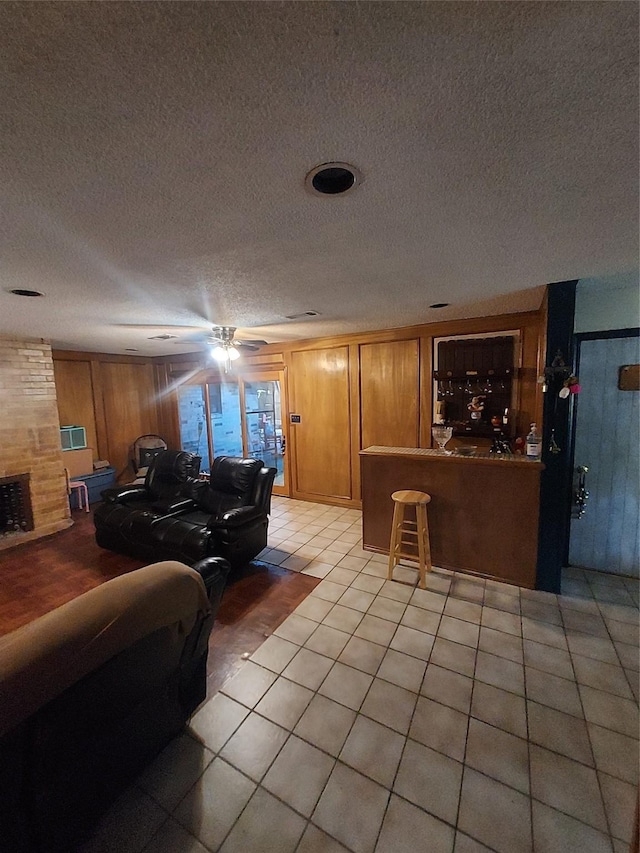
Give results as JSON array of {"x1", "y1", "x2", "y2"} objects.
[
  {"x1": 94, "y1": 449, "x2": 201, "y2": 556},
  {"x1": 0, "y1": 557, "x2": 229, "y2": 853},
  {"x1": 95, "y1": 454, "x2": 277, "y2": 570}
]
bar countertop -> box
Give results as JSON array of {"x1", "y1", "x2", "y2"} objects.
[
  {"x1": 359, "y1": 445, "x2": 543, "y2": 588},
  {"x1": 360, "y1": 445, "x2": 543, "y2": 468}
]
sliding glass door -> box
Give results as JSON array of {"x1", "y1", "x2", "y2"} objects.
[
  {"x1": 240, "y1": 374, "x2": 286, "y2": 491},
  {"x1": 177, "y1": 369, "x2": 288, "y2": 494}
]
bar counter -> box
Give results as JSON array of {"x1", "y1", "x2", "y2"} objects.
[{"x1": 360, "y1": 446, "x2": 543, "y2": 588}]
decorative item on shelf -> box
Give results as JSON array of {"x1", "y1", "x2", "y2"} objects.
[
  {"x1": 541, "y1": 349, "x2": 581, "y2": 456},
  {"x1": 548, "y1": 429, "x2": 561, "y2": 455},
  {"x1": 543, "y1": 350, "x2": 572, "y2": 393},
  {"x1": 455, "y1": 445, "x2": 478, "y2": 456},
  {"x1": 559, "y1": 374, "x2": 581, "y2": 399},
  {"x1": 489, "y1": 437, "x2": 513, "y2": 456},
  {"x1": 432, "y1": 425, "x2": 453, "y2": 454},
  {"x1": 467, "y1": 395, "x2": 486, "y2": 421}
]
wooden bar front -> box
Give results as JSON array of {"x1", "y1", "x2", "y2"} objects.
[{"x1": 360, "y1": 446, "x2": 543, "y2": 588}]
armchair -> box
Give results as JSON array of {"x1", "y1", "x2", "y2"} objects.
[
  {"x1": 94, "y1": 450, "x2": 201, "y2": 556},
  {"x1": 128, "y1": 456, "x2": 277, "y2": 569},
  {"x1": 0, "y1": 557, "x2": 229, "y2": 853}
]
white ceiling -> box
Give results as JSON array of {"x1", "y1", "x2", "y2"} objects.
[{"x1": 0, "y1": 2, "x2": 637, "y2": 356}]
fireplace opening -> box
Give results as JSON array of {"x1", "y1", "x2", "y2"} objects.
[{"x1": 0, "y1": 474, "x2": 34, "y2": 536}]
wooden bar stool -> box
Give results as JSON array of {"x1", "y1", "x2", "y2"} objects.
[{"x1": 388, "y1": 490, "x2": 432, "y2": 589}]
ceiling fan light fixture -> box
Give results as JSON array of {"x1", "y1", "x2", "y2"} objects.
[{"x1": 211, "y1": 343, "x2": 240, "y2": 362}]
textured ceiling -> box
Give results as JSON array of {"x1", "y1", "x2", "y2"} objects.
[{"x1": 0, "y1": 1, "x2": 637, "y2": 355}]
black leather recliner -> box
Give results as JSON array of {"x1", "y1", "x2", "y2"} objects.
[
  {"x1": 95, "y1": 454, "x2": 277, "y2": 571},
  {"x1": 94, "y1": 450, "x2": 201, "y2": 556},
  {"x1": 129, "y1": 456, "x2": 277, "y2": 569}
]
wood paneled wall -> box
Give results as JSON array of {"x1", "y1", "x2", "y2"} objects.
[
  {"x1": 51, "y1": 310, "x2": 547, "y2": 502},
  {"x1": 52, "y1": 352, "x2": 160, "y2": 481},
  {"x1": 52, "y1": 360, "x2": 99, "y2": 459},
  {"x1": 360, "y1": 339, "x2": 420, "y2": 449},
  {"x1": 158, "y1": 307, "x2": 546, "y2": 508}
]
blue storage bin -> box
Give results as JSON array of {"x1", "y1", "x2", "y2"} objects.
[{"x1": 69, "y1": 467, "x2": 116, "y2": 508}]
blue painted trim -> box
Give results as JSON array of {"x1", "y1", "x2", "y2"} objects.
[{"x1": 536, "y1": 280, "x2": 577, "y2": 593}]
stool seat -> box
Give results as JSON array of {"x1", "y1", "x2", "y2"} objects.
[
  {"x1": 388, "y1": 490, "x2": 432, "y2": 589},
  {"x1": 391, "y1": 490, "x2": 431, "y2": 506}
]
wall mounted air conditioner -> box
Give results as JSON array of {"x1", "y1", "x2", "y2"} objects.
[{"x1": 60, "y1": 426, "x2": 87, "y2": 451}]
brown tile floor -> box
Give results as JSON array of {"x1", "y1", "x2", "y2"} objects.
[
  {"x1": 2, "y1": 498, "x2": 638, "y2": 851},
  {"x1": 72, "y1": 496, "x2": 639, "y2": 853}
]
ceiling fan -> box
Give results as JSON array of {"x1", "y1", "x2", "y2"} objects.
[{"x1": 201, "y1": 326, "x2": 268, "y2": 370}]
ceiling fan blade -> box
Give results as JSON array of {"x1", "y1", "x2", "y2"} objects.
[
  {"x1": 235, "y1": 339, "x2": 268, "y2": 347},
  {"x1": 234, "y1": 342, "x2": 261, "y2": 351},
  {"x1": 111, "y1": 323, "x2": 209, "y2": 331}
]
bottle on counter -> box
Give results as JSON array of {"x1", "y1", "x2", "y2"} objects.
[
  {"x1": 526, "y1": 423, "x2": 542, "y2": 460},
  {"x1": 502, "y1": 407, "x2": 509, "y2": 427}
]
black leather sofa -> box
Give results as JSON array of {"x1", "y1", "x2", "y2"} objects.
[
  {"x1": 95, "y1": 454, "x2": 277, "y2": 571},
  {"x1": 0, "y1": 556, "x2": 229, "y2": 853}
]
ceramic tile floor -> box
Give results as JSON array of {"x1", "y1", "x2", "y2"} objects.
[{"x1": 81, "y1": 497, "x2": 639, "y2": 853}]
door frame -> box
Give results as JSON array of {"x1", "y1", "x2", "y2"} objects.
[
  {"x1": 236, "y1": 366, "x2": 290, "y2": 497},
  {"x1": 564, "y1": 326, "x2": 640, "y2": 566}
]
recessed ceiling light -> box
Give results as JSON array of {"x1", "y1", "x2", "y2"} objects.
[
  {"x1": 305, "y1": 162, "x2": 361, "y2": 196},
  {"x1": 125, "y1": 348, "x2": 139, "y2": 352},
  {"x1": 8, "y1": 288, "x2": 45, "y2": 297},
  {"x1": 148, "y1": 334, "x2": 178, "y2": 340},
  {"x1": 430, "y1": 303, "x2": 450, "y2": 309}
]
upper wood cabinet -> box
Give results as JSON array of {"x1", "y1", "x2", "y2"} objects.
[
  {"x1": 360, "y1": 339, "x2": 420, "y2": 449},
  {"x1": 289, "y1": 347, "x2": 352, "y2": 501}
]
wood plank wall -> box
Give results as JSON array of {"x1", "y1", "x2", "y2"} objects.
[
  {"x1": 52, "y1": 352, "x2": 161, "y2": 482},
  {"x1": 157, "y1": 308, "x2": 546, "y2": 508}
]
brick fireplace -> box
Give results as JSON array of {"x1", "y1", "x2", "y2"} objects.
[{"x1": 0, "y1": 337, "x2": 71, "y2": 550}]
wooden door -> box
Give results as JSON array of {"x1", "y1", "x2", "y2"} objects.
[
  {"x1": 568, "y1": 333, "x2": 639, "y2": 576},
  {"x1": 360, "y1": 339, "x2": 419, "y2": 449},
  {"x1": 290, "y1": 347, "x2": 352, "y2": 501}
]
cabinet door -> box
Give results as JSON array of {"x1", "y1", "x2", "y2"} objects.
[
  {"x1": 290, "y1": 347, "x2": 352, "y2": 500},
  {"x1": 360, "y1": 339, "x2": 419, "y2": 449}
]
